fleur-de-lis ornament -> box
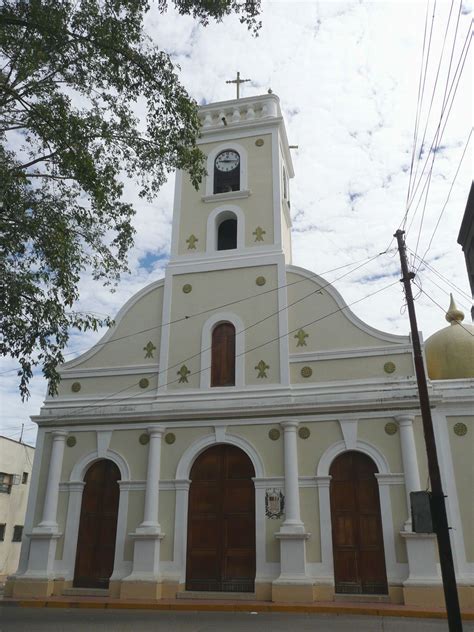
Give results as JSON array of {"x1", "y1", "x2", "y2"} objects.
[
  {"x1": 255, "y1": 360, "x2": 270, "y2": 378},
  {"x1": 143, "y1": 341, "x2": 156, "y2": 359},
  {"x1": 186, "y1": 234, "x2": 198, "y2": 249},
  {"x1": 177, "y1": 365, "x2": 191, "y2": 383},
  {"x1": 294, "y1": 329, "x2": 309, "y2": 347},
  {"x1": 253, "y1": 226, "x2": 266, "y2": 242}
]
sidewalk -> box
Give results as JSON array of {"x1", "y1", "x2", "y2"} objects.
[{"x1": 2, "y1": 593, "x2": 474, "y2": 620}]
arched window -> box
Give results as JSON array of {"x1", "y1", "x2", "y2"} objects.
[
  {"x1": 217, "y1": 217, "x2": 237, "y2": 250},
  {"x1": 211, "y1": 322, "x2": 236, "y2": 387},
  {"x1": 214, "y1": 150, "x2": 240, "y2": 194}
]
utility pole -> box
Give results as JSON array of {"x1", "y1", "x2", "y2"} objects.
[{"x1": 395, "y1": 229, "x2": 462, "y2": 631}]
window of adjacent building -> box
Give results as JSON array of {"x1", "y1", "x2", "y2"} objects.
[
  {"x1": 0, "y1": 472, "x2": 12, "y2": 494},
  {"x1": 12, "y1": 525, "x2": 23, "y2": 542},
  {"x1": 217, "y1": 218, "x2": 237, "y2": 250},
  {"x1": 211, "y1": 322, "x2": 236, "y2": 387},
  {"x1": 0, "y1": 524, "x2": 5, "y2": 541},
  {"x1": 22, "y1": 472, "x2": 28, "y2": 484},
  {"x1": 214, "y1": 150, "x2": 240, "y2": 194}
]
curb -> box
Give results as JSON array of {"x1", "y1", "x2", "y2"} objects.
[{"x1": 2, "y1": 597, "x2": 474, "y2": 619}]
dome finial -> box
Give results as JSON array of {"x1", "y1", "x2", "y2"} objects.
[{"x1": 446, "y1": 293, "x2": 464, "y2": 324}]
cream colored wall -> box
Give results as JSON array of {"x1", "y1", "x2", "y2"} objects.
[
  {"x1": 300, "y1": 487, "x2": 321, "y2": 562},
  {"x1": 160, "y1": 427, "x2": 211, "y2": 479},
  {"x1": 390, "y1": 486, "x2": 408, "y2": 563},
  {"x1": 159, "y1": 491, "x2": 175, "y2": 561},
  {"x1": 55, "y1": 492, "x2": 68, "y2": 561},
  {"x1": 413, "y1": 416, "x2": 429, "y2": 490},
  {"x1": 298, "y1": 421, "x2": 342, "y2": 476},
  {"x1": 125, "y1": 490, "x2": 145, "y2": 561},
  {"x1": 291, "y1": 353, "x2": 413, "y2": 384},
  {"x1": 58, "y1": 372, "x2": 158, "y2": 398},
  {"x1": 358, "y1": 418, "x2": 404, "y2": 473},
  {"x1": 60, "y1": 432, "x2": 96, "y2": 481},
  {"x1": 281, "y1": 201, "x2": 292, "y2": 263},
  {"x1": 178, "y1": 134, "x2": 274, "y2": 255},
  {"x1": 167, "y1": 266, "x2": 281, "y2": 388},
  {"x1": 287, "y1": 272, "x2": 411, "y2": 354},
  {"x1": 447, "y1": 415, "x2": 474, "y2": 562},
  {"x1": 0, "y1": 438, "x2": 35, "y2": 577},
  {"x1": 266, "y1": 516, "x2": 282, "y2": 563},
  {"x1": 234, "y1": 425, "x2": 283, "y2": 477},
  {"x1": 109, "y1": 430, "x2": 148, "y2": 481},
  {"x1": 64, "y1": 285, "x2": 164, "y2": 371}
]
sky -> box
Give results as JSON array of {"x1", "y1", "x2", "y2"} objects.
[{"x1": 1, "y1": 0, "x2": 472, "y2": 447}]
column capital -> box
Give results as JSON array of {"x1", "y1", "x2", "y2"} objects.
[
  {"x1": 395, "y1": 414, "x2": 415, "y2": 427},
  {"x1": 280, "y1": 420, "x2": 299, "y2": 431},
  {"x1": 51, "y1": 430, "x2": 68, "y2": 440},
  {"x1": 147, "y1": 425, "x2": 166, "y2": 438}
]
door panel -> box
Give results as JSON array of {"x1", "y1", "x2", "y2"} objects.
[
  {"x1": 330, "y1": 451, "x2": 388, "y2": 595},
  {"x1": 186, "y1": 445, "x2": 255, "y2": 592},
  {"x1": 74, "y1": 460, "x2": 120, "y2": 589}
]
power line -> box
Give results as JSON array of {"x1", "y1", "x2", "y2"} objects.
[
  {"x1": 23, "y1": 279, "x2": 400, "y2": 427},
  {"x1": 0, "y1": 251, "x2": 386, "y2": 377},
  {"x1": 413, "y1": 279, "x2": 474, "y2": 337},
  {"x1": 408, "y1": 248, "x2": 472, "y2": 302}
]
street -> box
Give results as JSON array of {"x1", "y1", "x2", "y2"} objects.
[{"x1": 0, "y1": 608, "x2": 473, "y2": 632}]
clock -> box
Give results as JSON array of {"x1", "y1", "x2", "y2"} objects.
[{"x1": 215, "y1": 150, "x2": 240, "y2": 172}]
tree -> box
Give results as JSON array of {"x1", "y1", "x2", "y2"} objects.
[{"x1": 0, "y1": 0, "x2": 261, "y2": 399}]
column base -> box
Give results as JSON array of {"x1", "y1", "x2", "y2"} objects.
[
  {"x1": 275, "y1": 529, "x2": 310, "y2": 583},
  {"x1": 119, "y1": 580, "x2": 163, "y2": 600},
  {"x1": 124, "y1": 530, "x2": 165, "y2": 584},
  {"x1": 403, "y1": 583, "x2": 444, "y2": 608},
  {"x1": 10, "y1": 577, "x2": 56, "y2": 598},
  {"x1": 272, "y1": 578, "x2": 314, "y2": 603},
  {"x1": 400, "y1": 531, "x2": 439, "y2": 584}
]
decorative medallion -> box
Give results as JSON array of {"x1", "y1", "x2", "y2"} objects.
[
  {"x1": 453, "y1": 422, "x2": 467, "y2": 437},
  {"x1": 66, "y1": 436, "x2": 77, "y2": 448},
  {"x1": 71, "y1": 382, "x2": 81, "y2": 393},
  {"x1": 182, "y1": 283, "x2": 192, "y2": 294},
  {"x1": 255, "y1": 138, "x2": 264, "y2": 147},
  {"x1": 301, "y1": 366, "x2": 312, "y2": 378},
  {"x1": 384, "y1": 422, "x2": 398, "y2": 436},
  {"x1": 177, "y1": 365, "x2": 191, "y2": 383},
  {"x1": 256, "y1": 276, "x2": 266, "y2": 286},
  {"x1": 255, "y1": 360, "x2": 269, "y2": 378},
  {"x1": 186, "y1": 234, "x2": 199, "y2": 249},
  {"x1": 268, "y1": 428, "x2": 281, "y2": 441},
  {"x1": 253, "y1": 226, "x2": 266, "y2": 242},
  {"x1": 139, "y1": 433, "x2": 149, "y2": 445},
  {"x1": 298, "y1": 427, "x2": 310, "y2": 439},
  {"x1": 139, "y1": 378, "x2": 149, "y2": 389},
  {"x1": 165, "y1": 432, "x2": 176, "y2": 445},
  {"x1": 143, "y1": 341, "x2": 156, "y2": 359},
  {"x1": 384, "y1": 361, "x2": 396, "y2": 374},
  {"x1": 265, "y1": 488, "x2": 285, "y2": 519},
  {"x1": 294, "y1": 329, "x2": 309, "y2": 347}
]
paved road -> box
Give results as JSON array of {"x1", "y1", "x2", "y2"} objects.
[{"x1": 0, "y1": 608, "x2": 472, "y2": 632}]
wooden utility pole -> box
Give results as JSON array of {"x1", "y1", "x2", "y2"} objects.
[{"x1": 395, "y1": 229, "x2": 462, "y2": 631}]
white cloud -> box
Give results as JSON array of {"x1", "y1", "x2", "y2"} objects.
[{"x1": 1, "y1": 1, "x2": 472, "y2": 443}]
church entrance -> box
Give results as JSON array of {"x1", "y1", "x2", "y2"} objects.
[
  {"x1": 186, "y1": 444, "x2": 256, "y2": 592},
  {"x1": 330, "y1": 451, "x2": 388, "y2": 595},
  {"x1": 73, "y1": 459, "x2": 120, "y2": 589}
]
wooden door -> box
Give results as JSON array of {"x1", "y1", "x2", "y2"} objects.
[
  {"x1": 74, "y1": 460, "x2": 120, "y2": 589},
  {"x1": 186, "y1": 445, "x2": 255, "y2": 592},
  {"x1": 330, "y1": 451, "x2": 388, "y2": 595},
  {"x1": 211, "y1": 323, "x2": 236, "y2": 387}
]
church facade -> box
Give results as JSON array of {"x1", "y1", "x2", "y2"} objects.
[{"x1": 8, "y1": 93, "x2": 474, "y2": 607}]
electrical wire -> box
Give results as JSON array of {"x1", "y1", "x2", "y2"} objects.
[
  {"x1": 413, "y1": 279, "x2": 474, "y2": 337},
  {"x1": 408, "y1": 248, "x2": 472, "y2": 302}
]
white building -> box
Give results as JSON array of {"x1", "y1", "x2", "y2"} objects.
[
  {"x1": 0, "y1": 436, "x2": 34, "y2": 582},
  {"x1": 7, "y1": 92, "x2": 474, "y2": 607}
]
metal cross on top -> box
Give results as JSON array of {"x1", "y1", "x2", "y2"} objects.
[{"x1": 226, "y1": 71, "x2": 251, "y2": 99}]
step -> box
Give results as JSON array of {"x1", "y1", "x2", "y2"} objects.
[
  {"x1": 176, "y1": 591, "x2": 257, "y2": 601},
  {"x1": 62, "y1": 587, "x2": 109, "y2": 597},
  {"x1": 334, "y1": 593, "x2": 390, "y2": 603}
]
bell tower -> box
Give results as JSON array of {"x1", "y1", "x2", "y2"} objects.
[{"x1": 159, "y1": 93, "x2": 294, "y2": 391}]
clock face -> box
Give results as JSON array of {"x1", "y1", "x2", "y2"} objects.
[{"x1": 215, "y1": 150, "x2": 240, "y2": 172}]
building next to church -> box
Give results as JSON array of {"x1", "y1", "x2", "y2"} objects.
[
  {"x1": 0, "y1": 436, "x2": 34, "y2": 582},
  {"x1": 7, "y1": 92, "x2": 474, "y2": 607}
]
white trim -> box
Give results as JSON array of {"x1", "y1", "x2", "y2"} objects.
[
  {"x1": 206, "y1": 205, "x2": 245, "y2": 253},
  {"x1": 60, "y1": 364, "x2": 159, "y2": 379},
  {"x1": 200, "y1": 311, "x2": 245, "y2": 389},
  {"x1": 201, "y1": 190, "x2": 251, "y2": 203},
  {"x1": 170, "y1": 169, "x2": 183, "y2": 257},
  {"x1": 69, "y1": 448, "x2": 131, "y2": 482},
  {"x1": 157, "y1": 272, "x2": 173, "y2": 391},
  {"x1": 290, "y1": 344, "x2": 415, "y2": 362},
  {"x1": 205, "y1": 142, "x2": 248, "y2": 197},
  {"x1": 59, "y1": 279, "x2": 165, "y2": 373},
  {"x1": 317, "y1": 440, "x2": 390, "y2": 477}
]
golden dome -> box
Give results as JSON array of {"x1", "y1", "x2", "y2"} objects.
[{"x1": 425, "y1": 295, "x2": 474, "y2": 380}]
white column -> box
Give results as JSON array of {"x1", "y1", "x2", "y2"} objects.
[
  {"x1": 274, "y1": 420, "x2": 310, "y2": 592},
  {"x1": 39, "y1": 431, "x2": 68, "y2": 530},
  {"x1": 139, "y1": 426, "x2": 164, "y2": 531},
  {"x1": 280, "y1": 420, "x2": 304, "y2": 532},
  {"x1": 396, "y1": 414, "x2": 421, "y2": 529}
]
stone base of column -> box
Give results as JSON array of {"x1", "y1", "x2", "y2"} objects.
[
  {"x1": 400, "y1": 530, "x2": 439, "y2": 584},
  {"x1": 122, "y1": 529, "x2": 165, "y2": 588},
  {"x1": 119, "y1": 579, "x2": 163, "y2": 600},
  {"x1": 274, "y1": 529, "x2": 311, "y2": 601},
  {"x1": 23, "y1": 528, "x2": 62, "y2": 580},
  {"x1": 10, "y1": 577, "x2": 56, "y2": 598}
]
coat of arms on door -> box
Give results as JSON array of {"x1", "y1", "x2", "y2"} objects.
[{"x1": 265, "y1": 488, "x2": 285, "y2": 519}]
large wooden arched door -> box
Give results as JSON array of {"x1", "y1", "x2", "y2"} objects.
[
  {"x1": 73, "y1": 459, "x2": 121, "y2": 588},
  {"x1": 330, "y1": 451, "x2": 388, "y2": 595},
  {"x1": 186, "y1": 445, "x2": 255, "y2": 592}
]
